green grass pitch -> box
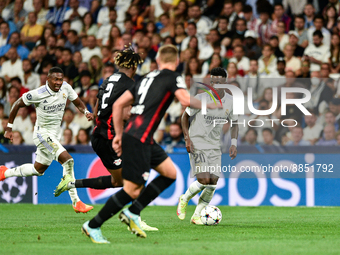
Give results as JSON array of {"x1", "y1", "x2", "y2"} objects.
[{"x1": 1, "y1": 204, "x2": 340, "y2": 255}]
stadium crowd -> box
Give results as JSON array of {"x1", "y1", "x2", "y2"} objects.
[{"x1": 0, "y1": 0, "x2": 340, "y2": 150}]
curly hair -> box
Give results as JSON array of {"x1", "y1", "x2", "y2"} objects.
[{"x1": 114, "y1": 45, "x2": 143, "y2": 69}]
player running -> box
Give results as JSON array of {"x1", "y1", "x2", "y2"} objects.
[
  {"x1": 1, "y1": 67, "x2": 94, "y2": 213},
  {"x1": 177, "y1": 67, "x2": 239, "y2": 224},
  {"x1": 81, "y1": 45, "x2": 221, "y2": 243},
  {"x1": 54, "y1": 47, "x2": 157, "y2": 231}
]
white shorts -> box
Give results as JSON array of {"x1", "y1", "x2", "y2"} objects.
[
  {"x1": 33, "y1": 129, "x2": 66, "y2": 166},
  {"x1": 189, "y1": 149, "x2": 222, "y2": 178}
]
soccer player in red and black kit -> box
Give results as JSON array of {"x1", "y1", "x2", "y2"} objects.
[
  {"x1": 54, "y1": 47, "x2": 157, "y2": 231},
  {"x1": 81, "y1": 45, "x2": 220, "y2": 243}
]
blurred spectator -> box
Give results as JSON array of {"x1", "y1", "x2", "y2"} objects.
[
  {"x1": 0, "y1": 32, "x2": 30, "y2": 59},
  {"x1": 75, "y1": 70, "x2": 94, "y2": 103},
  {"x1": 12, "y1": 106, "x2": 31, "y2": 135},
  {"x1": 320, "y1": 63, "x2": 335, "y2": 93},
  {"x1": 0, "y1": 77, "x2": 6, "y2": 104},
  {"x1": 202, "y1": 53, "x2": 224, "y2": 76},
  {"x1": 229, "y1": 45, "x2": 250, "y2": 76},
  {"x1": 7, "y1": 0, "x2": 28, "y2": 31},
  {"x1": 181, "y1": 22, "x2": 204, "y2": 52},
  {"x1": 170, "y1": 0, "x2": 188, "y2": 24},
  {"x1": 97, "y1": 8, "x2": 117, "y2": 47},
  {"x1": 316, "y1": 124, "x2": 337, "y2": 145},
  {"x1": 162, "y1": 123, "x2": 185, "y2": 152},
  {"x1": 0, "y1": 116, "x2": 10, "y2": 144},
  {"x1": 288, "y1": 31, "x2": 305, "y2": 57},
  {"x1": 174, "y1": 22, "x2": 186, "y2": 52},
  {"x1": 61, "y1": 108, "x2": 80, "y2": 144},
  {"x1": 284, "y1": 44, "x2": 301, "y2": 76},
  {"x1": 20, "y1": 12, "x2": 43, "y2": 50},
  {"x1": 31, "y1": 0, "x2": 48, "y2": 26},
  {"x1": 258, "y1": 44, "x2": 277, "y2": 75},
  {"x1": 329, "y1": 34, "x2": 340, "y2": 73},
  {"x1": 242, "y1": 59, "x2": 262, "y2": 100},
  {"x1": 80, "y1": 35, "x2": 102, "y2": 62},
  {"x1": 20, "y1": 59, "x2": 40, "y2": 90},
  {"x1": 11, "y1": 130, "x2": 24, "y2": 145},
  {"x1": 307, "y1": 15, "x2": 331, "y2": 47},
  {"x1": 199, "y1": 29, "x2": 220, "y2": 61},
  {"x1": 89, "y1": 0, "x2": 101, "y2": 23},
  {"x1": 97, "y1": 0, "x2": 117, "y2": 27},
  {"x1": 88, "y1": 55, "x2": 103, "y2": 84},
  {"x1": 187, "y1": 36, "x2": 200, "y2": 58},
  {"x1": 243, "y1": 5, "x2": 258, "y2": 31},
  {"x1": 188, "y1": 4, "x2": 211, "y2": 37},
  {"x1": 243, "y1": 128, "x2": 258, "y2": 145},
  {"x1": 269, "y1": 36, "x2": 284, "y2": 58},
  {"x1": 270, "y1": 57, "x2": 286, "y2": 78},
  {"x1": 257, "y1": 3, "x2": 274, "y2": 45},
  {"x1": 76, "y1": 128, "x2": 90, "y2": 145},
  {"x1": 221, "y1": 0, "x2": 236, "y2": 31},
  {"x1": 298, "y1": 60, "x2": 311, "y2": 89},
  {"x1": 62, "y1": 128, "x2": 73, "y2": 145},
  {"x1": 185, "y1": 57, "x2": 204, "y2": 79},
  {"x1": 22, "y1": 110, "x2": 36, "y2": 145},
  {"x1": 58, "y1": 48, "x2": 78, "y2": 80},
  {"x1": 80, "y1": 12, "x2": 98, "y2": 37},
  {"x1": 329, "y1": 98, "x2": 340, "y2": 127},
  {"x1": 304, "y1": 4, "x2": 316, "y2": 29},
  {"x1": 286, "y1": 126, "x2": 311, "y2": 145},
  {"x1": 0, "y1": 47, "x2": 23, "y2": 83},
  {"x1": 10, "y1": 76, "x2": 28, "y2": 96},
  {"x1": 0, "y1": 21, "x2": 10, "y2": 47},
  {"x1": 262, "y1": 128, "x2": 280, "y2": 145},
  {"x1": 244, "y1": 30, "x2": 261, "y2": 59},
  {"x1": 127, "y1": 4, "x2": 144, "y2": 32},
  {"x1": 276, "y1": 21, "x2": 289, "y2": 51},
  {"x1": 324, "y1": 4, "x2": 338, "y2": 34},
  {"x1": 303, "y1": 111, "x2": 323, "y2": 144},
  {"x1": 72, "y1": 50, "x2": 82, "y2": 69},
  {"x1": 65, "y1": 30, "x2": 83, "y2": 54},
  {"x1": 35, "y1": 27, "x2": 52, "y2": 46},
  {"x1": 64, "y1": 0, "x2": 88, "y2": 34},
  {"x1": 292, "y1": 15, "x2": 309, "y2": 48},
  {"x1": 273, "y1": 3, "x2": 291, "y2": 33},
  {"x1": 227, "y1": 62, "x2": 241, "y2": 82},
  {"x1": 46, "y1": 0, "x2": 69, "y2": 35},
  {"x1": 164, "y1": 97, "x2": 182, "y2": 125},
  {"x1": 304, "y1": 30, "x2": 330, "y2": 72},
  {"x1": 233, "y1": 18, "x2": 247, "y2": 39}
]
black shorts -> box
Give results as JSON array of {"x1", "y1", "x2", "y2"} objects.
[
  {"x1": 121, "y1": 133, "x2": 168, "y2": 184},
  {"x1": 91, "y1": 134, "x2": 122, "y2": 170}
]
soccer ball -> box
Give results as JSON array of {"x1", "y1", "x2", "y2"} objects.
[
  {"x1": 0, "y1": 177, "x2": 28, "y2": 203},
  {"x1": 200, "y1": 205, "x2": 222, "y2": 225}
]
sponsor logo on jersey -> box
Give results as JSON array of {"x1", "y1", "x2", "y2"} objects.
[
  {"x1": 142, "y1": 172, "x2": 150, "y2": 181},
  {"x1": 43, "y1": 100, "x2": 48, "y2": 103},
  {"x1": 26, "y1": 93, "x2": 32, "y2": 100},
  {"x1": 43, "y1": 103, "x2": 66, "y2": 113},
  {"x1": 114, "y1": 159, "x2": 122, "y2": 166}
]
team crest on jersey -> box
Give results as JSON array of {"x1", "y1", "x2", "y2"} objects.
[
  {"x1": 142, "y1": 172, "x2": 150, "y2": 181},
  {"x1": 225, "y1": 109, "x2": 229, "y2": 115},
  {"x1": 114, "y1": 159, "x2": 122, "y2": 166},
  {"x1": 26, "y1": 93, "x2": 32, "y2": 100},
  {"x1": 63, "y1": 93, "x2": 66, "y2": 99}
]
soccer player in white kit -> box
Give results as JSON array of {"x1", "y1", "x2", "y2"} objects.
[
  {"x1": 177, "y1": 67, "x2": 239, "y2": 224},
  {"x1": 0, "y1": 67, "x2": 94, "y2": 213}
]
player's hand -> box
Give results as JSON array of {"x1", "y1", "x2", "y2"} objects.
[
  {"x1": 207, "y1": 102, "x2": 223, "y2": 110},
  {"x1": 86, "y1": 112, "x2": 94, "y2": 121},
  {"x1": 229, "y1": 145, "x2": 237, "y2": 160},
  {"x1": 185, "y1": 138, "x2": 194, "y2": 153},
  {"x1": 112, "y1": 136, "x2": 122, "y2": 157},
  {"x1": 4, "y1": 128, "x2": 13, "y2": 141}
]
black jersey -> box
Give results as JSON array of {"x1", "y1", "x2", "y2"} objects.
[
  {"x1": 93, "y1": 72, "x2": 134, "y2": 140},
  {"x1": 125, "y1": 69, "x2": 187, "y2": 144}
]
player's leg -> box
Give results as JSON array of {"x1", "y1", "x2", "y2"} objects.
[
  {"x1": 57, "y1": 150, "x2": 93, "y2": 213},
  {"x1": 126, "y1": 144, "x2": 176, "y2": 227},
  {"x1": 0, "y1": 161, "x2": 49, "y2": 181},
  {"x1": 177, "y1": 150, "x2": 209, "y2": 220},
  {"x1": 191, "y1": 151, "x2": 221, "y2": 224}
]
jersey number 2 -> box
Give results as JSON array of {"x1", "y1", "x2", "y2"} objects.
[{"x1": 101, "y1": 75, "x2": 121, "y2": 109}]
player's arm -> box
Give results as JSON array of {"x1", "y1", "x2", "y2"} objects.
[
  {"x1": 93, "y1": 99, "x2": 99, "y2": 119},
  {"x1": 4, "y1": 98, "x2": 26, "y2": 141},
  {"x1": 112, "y1": 90, "x2": 134, "y2": 156},
  {"x1": 72, "y1": 97, "x2": 94, "y2": 121},
  {"x1": 182, "y1": 110, "x2": 194, "y2": 153},
  {"x1": 229, "y1": 123, "x2": 239, "y2": 160},
  {"x1": 175, "y1": 89, "x2": 221, "y2": 109}
]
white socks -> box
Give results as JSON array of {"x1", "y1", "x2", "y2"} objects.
[
  {"x1": 4, "y1": 164, "x2": 43, "y2": 178},
  {"x1": 193, "y1": 184, "x2": 217, "y2": 216},
  {"x1": 182, "y1": 181, "x2": 205, "y2": 203},
  {"x1": 62, "y1": 159, "x2": 80, "y2": 205}
]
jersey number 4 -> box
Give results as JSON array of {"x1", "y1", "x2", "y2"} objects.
[
  {"x1": 101, "y1": 74, "x2": 121, "y2": 110},
  {"x1": 138, "y1": 77, "x2": 154, "y2": 104}
]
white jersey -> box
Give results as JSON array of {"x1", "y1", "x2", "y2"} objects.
[
  {"x1": 186, "y1": 92, "x2": 238, "y2": 150},
  {"x1": 22, "y1": 82, "x2": 78, "y2": 138}
]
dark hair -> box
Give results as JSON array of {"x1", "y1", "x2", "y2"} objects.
[
  {"x1": 313, "y1": 30, "x2": 323, "y2": 38},
  {"x1": 246, "y1": 128, "x2": 258, "y2": 136},
  {"x1": 243, "y1": 4, "x2": 252, "y2": 13},
  {"x1": 295, "y1": 14, "x2": 305, "y2": 22},
  {"x1": 82, "y1": 12, "x2": 94, "y2": 27},
  {"x1": 262, "y1": 128, "x2": 273, "y2": 134},
  {"x1": 48, "y1": 67, "x2": 64, "y2": 76},
  {"x1": 67, "y1": 29, "x2": 78, "y2": 36},
  {"x1": 313, "y1": 14, "x2": 324, "y2": 22},
  {"x1": 10, "y1": 76, "x2": 22, "y2": 84},
  {"x1": 274, "y1": 3, "x2": 284, "y2": 9},
  {"x1": 0, "y1": 76, "x2": 7, "y2": 99},
  {"x1": 187, "y1": 21, "x2": 197, "y2": 29},
  {"x1": 0, "y1": 21, "x2": 9, "y2": 28},
  {"x1": 211, "y1": 67, "x2": 227, "y2": 77},
  {"x1": 115, "y1": 45, "x2": 143, "y2": 69},
  {"x1": 62, "y1": 48, "x2": 72, "y2": 55}
]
